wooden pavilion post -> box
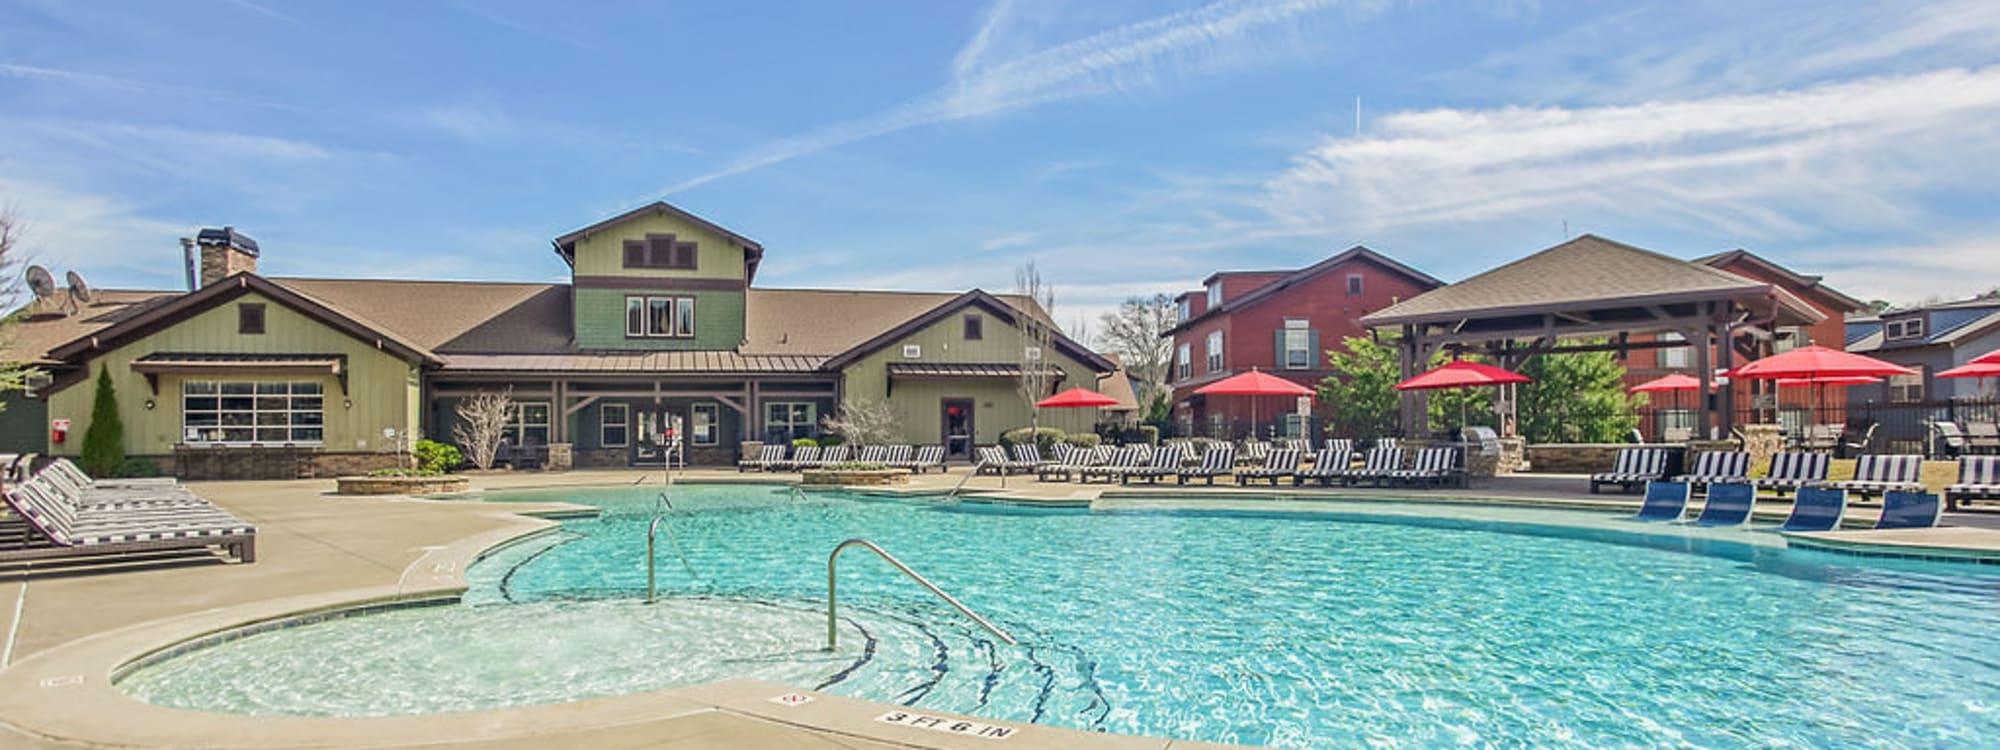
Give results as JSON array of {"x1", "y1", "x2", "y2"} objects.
[{"x1": 1399, "y1": 324, "x2": 1422, "y2": 438}]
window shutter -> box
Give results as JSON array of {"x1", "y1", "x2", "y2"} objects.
[
  {"x1": 1308, "y1": 330, "x2": 1320, "y2": 368},
  {"x1": 1275, "y1": 329, "x2": 1286, "y2": 368},
  {"x1": 623, "y1": 240, "x2": 645, "y2": 268}
]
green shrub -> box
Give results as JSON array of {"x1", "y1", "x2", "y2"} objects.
[
  {"x1": 413, "y1": 439, "x2": 463, "y2": 473},
  {"x1": 1000, "y1": 427, "x2": 1065, "y2": 455},
  {"x1": 1060, "y1": 432, "x2": 1101, "y2": 448},
  {"x1": 791, "y1": 437, "x2": 819, "y2": 448},
  {"x1": 817, "y1": 434, "x2": 844, "y2": 446},
  {"x1": 80, "y1": 367, "x2": 125, "y2": 476},
  {"x1": 1136, "y1": 425, "x2": 1160, "y2": 446},
  {"x1": 109, "y1": 457, "x2": 163, "y2": 478}
]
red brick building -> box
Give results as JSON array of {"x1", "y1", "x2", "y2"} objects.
[
  {"x1": 1622, "y1": 249, "x2": 1866, "y2": 436},
  {"x1": 1164, "y1": 247, "x2": 1442, "y2": 439}
]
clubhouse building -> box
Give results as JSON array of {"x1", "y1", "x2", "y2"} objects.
[{"x1": 3, "y1": 202, "x2": 1115, "y2": 478}]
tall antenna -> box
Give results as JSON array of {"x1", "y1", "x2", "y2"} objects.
[{"x1": 1562, "y1": 220, "x2": 1569, "y2": 239}]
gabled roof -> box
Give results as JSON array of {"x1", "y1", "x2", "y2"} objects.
[
  {"x1": 1363, "y1": 235, "x2": 1821, "y2": 326},
  {"x1": 551, "y1": 201, "x2": 766, "y2": 281},
  {"x1": 46, "y1": 274, "x2": 442, "y2": 366},
  {"x1": 271, "y1": 277, "x2": 571, "y2": 354},
  {"x1": 1693, "y1": 248, "x2": 1865, "y2": 313},
  {"x1": 1166, "y1": 246, "x2": 1443, "y2": 335},
  {"x1": 2, "y1": 288, "x2": 181, "y2": 366},
  {"x1": 819, "y1": 289, "x2": 1115, "y2": 373}
]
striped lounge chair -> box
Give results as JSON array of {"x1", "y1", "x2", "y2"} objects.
[
  {"x1": 881, "y1": 445, "x2": 915, "y2": 468},
  {"x1": 1374, "y1": 437, "x2": 1400, "y2": 453},
  {"x1": 1969, "y1": 422, "x2": 2000, "y2": 455},
  {"x1": 1673, "y1": 451, "x2": 1751, "y2": 488},
  {"x1": 773, "y1": 444, "x2": 820, "y2": 471},
  {"x1": 1080, "y1": 446, "x2": 1146, "y2": 483},
  {"x1": 1294, "y1": 448, "x2": 1353, "y2": 487},
  {"x1": 1323, "y1": 438, "x2": 1354, "y2": 455},
  {"x1": 1177, "y1": 445, "x2": 1235, "y2": 485},
  {"x1": 1012, "y1": 444, "x2": 1055, "y2": 473},
  {"x1": 737, "y1": 444, "x2": 786, "y2": 472},
  {"x1": 1589, "y1": 448, "x2": 1670, "y2": 494},
  {"x1": 979, "y1": 445, "x2": 1033, "y2": 475},
  {"x1": 810, "y1": 445, "x2": 850, "y2": 468},
  {"x1": 1778, "y1": 487, "x2": 1847, "y2": 532},
  {"x1": 1388, "y1": 447, "x2": 1463, "y2": 489},
  {"x1": 1036, "y1": 445, "x2": 1084, "y2": 482},
  {"x1": 1754, "y1": 452, "x2": 1830, "y2": 496},
  {"x1": 1122, "y1": 445, "x2": 1185, "y2": 484},
  {"x1": 1688, "y1": 482, "x2": 1755, "y2": 527},
  {"x1": 1238, "y1": 441, "x2": 1272, "y2": 466},
  {"x1": 1344, "y1": 447, "x2": 1405, "y2": 488},
  {"x1": 1876, "y1": 490, "x2": 1942, "y2": 530},
  {"x1": 1944, "y1": 456, "x2": 2000, "y2": 511},
  {"x1": 892, "y1": 445, "x2": 947, "y2": 474},
  {"x1": 1824, "y1": 454, "x2": 1926, "y2": 500},
  {"x1": 855, "y1": 445, "x2": 891, "y2": 464},
  {"x1": 1631, "y1": 481, "x2": 1690, "y2": 522},
  {"x1": 2, "y1": 481, "x2": 256, "y2": 564},
  {"x1": 1235, "y1": 448, "x2": 1301, "y2": 486}
]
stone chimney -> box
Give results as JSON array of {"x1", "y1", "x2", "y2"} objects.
[{"x1": 196, "y1": 226, "x2": 260, "y2": 288}]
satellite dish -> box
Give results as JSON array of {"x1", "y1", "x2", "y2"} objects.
[
  {"x1": 66, "y1": 270, "x2": 93, "y2": 308},
  {"x1": 25, "y1": 265, "x2": 56, "y2": 301}
]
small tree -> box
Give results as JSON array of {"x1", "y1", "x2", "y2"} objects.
[
  {"x1": 1317, "y1": 335, "x2": 1401, "y2": 439},
  {"x1": 822, "y1": 398, "x2": 899, "y2": 446},
  {"x1": 0, "y1": 210, "x2": 33, "y2": 410},
  {"x1": 80, "y1": 366, "x2": 125, "y2": 475},
  {"x1": 1095, "y1": 293, "x2": 1176, "y2": 406},
  {"x1": 452, "y1": 389, "x2": 514, "y2": 469},
  {"x1": 1014, "y1": 261, "x2": 1058, "y2": 430},
  {"x1": 1515, "y1": 348, "x2": 1641, "y2": 443}
]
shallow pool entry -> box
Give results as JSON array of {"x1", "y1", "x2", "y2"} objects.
[{"x1": 119, "y1": 485, "x2": 2000, "y2": 748}]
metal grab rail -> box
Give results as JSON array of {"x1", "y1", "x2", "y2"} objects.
[
  {"x1": 646, "y1": 491, "x2": 696, "y2": 603},
  {"x1": 944, "y1": 462, "x2": 986, "y2": 500},
  {"x1": 826, "y1": 538, "x2": 1016, "y2": 651}
]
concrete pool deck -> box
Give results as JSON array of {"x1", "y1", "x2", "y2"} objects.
[{"x1": 3, "y1": 467, "x2": 1997, "y2": 748}]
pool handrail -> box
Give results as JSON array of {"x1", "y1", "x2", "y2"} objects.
[
  {"x1": 945, "y1": 461, "x2": 988, "y2": 500},
  {"x1": 826, "y1": 538, "x2": 1016, "y2": 651}
]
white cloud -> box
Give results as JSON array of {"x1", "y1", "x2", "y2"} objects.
[
  {"x1": 1265, "y1": 67, "x2": 2000, "y2": 240},
  {"x1": 0, "y1": 63, "x2": 299, "y2": 112},
  {"x1": 1810, "y1": 236, "x2": 2000, "y2": 305},
  {"x1": 0, "y1": 177, "x2": 191, "y2": 287},
  {"x1": 980, "y1": 231, "x2": 1040, "y2": 251}
]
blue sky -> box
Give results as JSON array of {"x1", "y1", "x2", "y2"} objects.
[{"x1": 4, "y1": 0, "x2": 1999, "y2": 337}]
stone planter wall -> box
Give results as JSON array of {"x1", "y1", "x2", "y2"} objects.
[
  {"x1": 1523, "y1": 443, "x2": 1687, "y2": 475},
  {"x1": 335, "y1": 475, "x2": 471, "y2": 495},
  {"x1": 800, "y1": 468, "x2": 912, "y2": 486}
]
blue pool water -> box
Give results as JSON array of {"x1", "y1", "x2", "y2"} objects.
[{"x1": 118, "y1": 485, "x2": 2000, "y2": 748}]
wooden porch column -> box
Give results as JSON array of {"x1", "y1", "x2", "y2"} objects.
[
  {"x1": 1398, "y1": 325, "x2": 1422, "y2": 438},
  {"x1": 552, "y1": 379, "x2": 567, "y2": 443},
  {"x1": 1693, "y1": 310, "x2": 1715, "y2": 441},
  {"x1": 1718, "y1": 308, "x2": 1737, "y2": 436}
]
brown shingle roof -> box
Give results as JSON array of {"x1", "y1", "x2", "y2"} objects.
[
  {"x1": 742, "y1": 288, "x2": 1045, "y2": 357},
  {"x1": 441, "y1": 352, "x2": 823, "y2": 374},
  {"x1": 2, "y1": 289, "x2": 180, "y2": 365},
  {"x1": 1363, "y1": 235, "x2": 1796, "y2": 325},
  {"x1": 272, "y1": 278, "x2": 570, "y2": 353}
]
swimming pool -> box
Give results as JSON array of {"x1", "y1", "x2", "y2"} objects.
[{"x1": 118, "y1": 485, "x2": 2000, "y2": 748}]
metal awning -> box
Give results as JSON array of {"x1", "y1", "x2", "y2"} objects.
[
  {"x1": 130, "y1": 352, "x2": 347, "y2": 394},
  {"x1": 886, "y1": 363, "x2": 1066, "y2": 379}
]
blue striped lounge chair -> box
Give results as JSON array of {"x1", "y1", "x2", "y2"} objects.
[
  {"x1": 1343, "y1": 447, "x2": 1405, "y2": 488},
  {"x1": 811, "y1": 444, "x2": 849, "y2": 468},
  {"x1": 2, "y1": 481, "x2": 256, "y2": 564},
  {"x1": 1036, "y1": 444, "x2": 1082, "y2": 482},
  {"x1": 1944, "y1": 456, "x2": 2000, "y2": 511},
  {"x1": 774, "y1": 444, "x2": 820, "y2": 471},
  {"x1": 1374, "y1": 437, "x2": 1400, "y2": 452},
  {"x1": 1177, "y1": 445, "x2": 1236, "y2": 485},
  {"x1": 1753, "y1": 452, "x2": 1830, "y2": 496},
  {"x1": 1236, "y1": 448, "x2": 1301, "y2": 486},
  {"x1": 975, "y1": 445, "x2": 1007, "y2": 475},
  {"x1": 1323, "y1": 438, "x2": 1354, "y2": 455},
  {"x1": 1674, "y1": 451, "x2": 1751, "y2": 488},
  {"x1": 1081, "y1": 446, "x2": 1146, "y2": 483},
  {"x1": 1689, "y1": 482, "x2": 1756, "y2": 527},
  {"x1": 1875, "y1": 490, "x2": 1942, "y2": 530},
  {"x1": 737, "y1": 443, "x2": 787, "y2": 472},
  {"x1": 1123, "y1": 445, "x2": 1185, "y2": 484},
  {"x1": 1388, "y1": 447, "x2": 1463, "y2": 489},
  {"x1": 1294, "y1": 448, "x2": 1353, "y2": 486},
  {"x1": 1778, "y1": 487, "x2": 1847, "y2": 532},
  {"x1": 1825, "y1": 454, "x2": 1926, "y2": 500},
  {"x1": 1632, "y1": 481, "x2": 1691, "y2": 522},
  {"x1": 1589, "y1": 448, "x2": 1670, "y2": 494},
  {"x1": 856, "y1": 445, "x2": 890, "y2": 464},
  {"x1": 1009, "y1": 443, "x2": 1048, "y2": 472},
  {"x1": 881, "y1": 445, "x2": 915, "y2": 468},
  {"x1": 1237, "y1": 440, "x2": 1272, "y2": 466},
  {"x1": 891, "y1": 445, "x2": 946, "y2": 473}
]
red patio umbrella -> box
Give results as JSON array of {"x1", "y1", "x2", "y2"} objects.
[
  {"x1": 1973, "y1": 349, "x2": 2000, "y2": 366},
  {"x1": 1939, "y1": 361, "x2": 2000, "y2": 380},
  {"x1": 1727, "y1": 345, "x2": 1916, "y2": 381},
  {"x1": 1774, "y1": 375, "x2": 1882, "y2": 387},
  {"x1": 1396, "y1": 360, "x2": 1533, "y2": 434},
  {"x1": 1628, "y1": 373, "x2": 1704, "y2": 439},
  {"x1": 1195, "y1": 368, "x2": 1315, "y2": 438},
  {"x1": 1036, "y1": 387, "x2": 1120, "y2": 408}
]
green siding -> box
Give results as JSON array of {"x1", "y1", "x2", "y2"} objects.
[
  {"x1": 571, "y1": 212, "x2": 749, "y2": 281},
  {"x1": 0, "y1": 391, "x2": 48, "y2": 454},
  {"x1": 44, "y1": 291, "x2": 421, "y2": 457},
  {"x1": 840, "y1": 310, "x2": 1101, "y2": 444},
  {"x1": 573, "y1": 288, "x2": 746, "y2": 350}
]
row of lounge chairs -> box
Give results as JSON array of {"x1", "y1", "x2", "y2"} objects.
[
  {"x1": 1631, "y1": 480, "x2": 1941, "y2": 531},
  {"x1": 1590, "y1": 447, "x2": 2000, "y2": 511},
  {"x1": 1931, "y1": 421, "x2": 2000, "y2": 457},
  {"x1": 1, "y1": 458, "x2": 257, "y2": 564},
  {"x1": 736, "y1": 444, "x2": 948, "y2": 473},
  {"x1": 974, "y1": 443, "x2": 1465, "y2": 488}
]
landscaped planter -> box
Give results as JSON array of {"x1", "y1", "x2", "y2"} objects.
[
  {"x1": 335, "y1": 475, "x2": 471, "y2": 495},
  {"x1": 799, "y1": 468, "x2": 912, "y2": 486}
]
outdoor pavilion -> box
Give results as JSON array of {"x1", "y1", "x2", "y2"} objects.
[{"x1": 1359, "y1": 235, "x2": 1827, "y2": 439}]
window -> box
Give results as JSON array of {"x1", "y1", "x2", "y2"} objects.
[
  {"x1": 1024, "y1": 346, "x2": 1043, "y2": 361},
  {"x1": 1889, "y1": 366, "x2": 1925, "y2": 403},
  {"x1": 1660, "y1": 332, "x2": 1690, "y2": 369},
  {"x1": 1177, "y1": 298, "x2": 1191, "y2": 322},
  {"x1": 1207, "y1": 283, "x2": 1222, "y2": 309},
  {"x1": 1282, "y1": 413, "x2": 1308, "y2": 437},
  {"x1": 963, "y1": 314, "x2": 983, "y2": 340},
  {"x1": 1346, "y1": 274, "x2": 1364, "y2": 296},
  {"x1": 765, "y1": 402, "x2": 816, "y2": 442},
  {"x1": 902, "y1": 344, "x2": 922, "y2": 358},
  {"x1": 1773, "y1": 326, "x2": 1803, "y2": 354},
  {"x1": 1176, "y1": 343, "x2": 1191, "y2": 380},
  {"x1": 1207, "y1": 413, "x2": 1225, "y2": 438},
  {"x1": 509, "y1": 402, "x2": 552, "y2": 446},
  {"x1": 1205, "y1": 330, "x2": 1224, "y2": 373},
  {"x1": 625, "y1": 295, "x2": 696, "y2": 338},
  {"x1": 1660, "y1": 408, "x2": 1695, "y2": 433},
  {"x1": 1885, "y1": 317, "x2": 1924, "y2": 341},
  {"x1": 1282, "y1": 319, "x2": 1311, "y2": 370},
  {"x1": 599, "y1": 403, "x2": 629, "y2": 447},
  {"x1": 691, "y1": 403, "x2": 717, "y2": 445},
  {"x1": 622, "y1": 234, "x2": 698, "y2": 270},
  {"x1": 238, "y1": 304, "x2": 265, "y2": 334},
  {"x1": 182, "y1": 381, "x2": 323, "y2": 444}
]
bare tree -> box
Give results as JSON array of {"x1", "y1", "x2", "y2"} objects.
[
  {"x1": 1014, "y1": 261, "x2": 1058, "y2": 430},
  {"x1": 0, "y1": 211, "x2": 32, "y2": 410},
  {"x1": 821, "y1": 398, "x2": 899, "y2": 447},
  {"x1": 452, "y1": 389, "x2": 515, "y2": 470},
  {"x1": 1095, "y1": 294, "x2": 1176, "y2": 406}
]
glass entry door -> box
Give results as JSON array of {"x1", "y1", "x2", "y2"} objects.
[{"x1": 632, "y1": 409, "x2": 683, "y2": 466}]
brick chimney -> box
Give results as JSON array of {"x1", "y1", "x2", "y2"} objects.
[{"x1": 196, "y1": 226, "x2": 260, "y2": 288}]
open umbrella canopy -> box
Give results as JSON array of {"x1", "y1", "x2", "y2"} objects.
[
  {"x1": 1195, "y1": 369, "x2": 1316, "y2": 397},
  {"x1": 1972, "y1": 349, "x2": 2000, "y2": 366},
  {"x1": 1775, "y1": 375, "x2": 1881, "y2": 387},
  {"x1": 1037, "y1": 387, "x2": 1120, "y2": 408},
  {"x1": 1396, "y1": 360, "x2": 1532, "y2": 391},
  {"x1": 1627, "y1": 373, "x2": 1702, "y2": 394},
  {"x1": 1727, "y1": 345, "x2": 1915, "y2": 381},
  {"x1": 1939, "y1": 361, "x2": 2000, "y2": 379}
]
